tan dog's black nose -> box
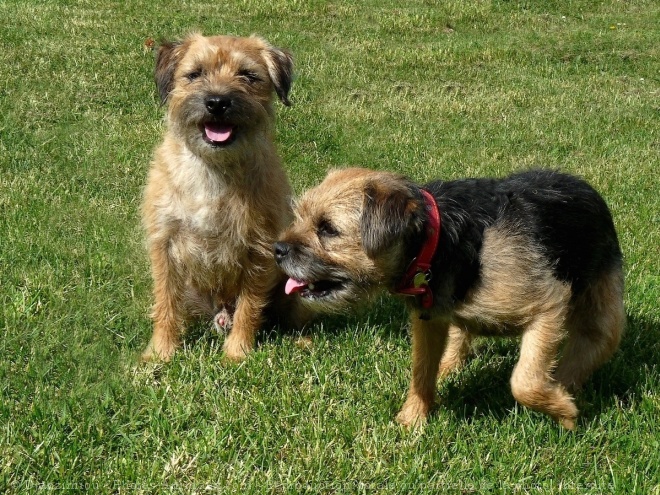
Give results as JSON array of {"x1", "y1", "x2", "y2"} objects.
[{"x1": 205, "y1": 96, "x2": 232, "y2": 115}]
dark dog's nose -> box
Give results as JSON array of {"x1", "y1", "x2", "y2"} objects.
[
  {"x1": 273, "y1": 242, "x2": 291, "y2": 263},
  {"x1": 205, "y1": 96, "x2": 232, "y2": 115}
]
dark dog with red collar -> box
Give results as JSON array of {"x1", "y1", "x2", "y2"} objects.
[{"x1": 274, "y1": 168, "x2": 625, "y2": 429}]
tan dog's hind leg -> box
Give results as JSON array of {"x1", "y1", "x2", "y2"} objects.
[
  {"x1": 396, "y1": 317, "x2": 449, "y2": 427},
  {"x1": 438, "y1": 325, "x2": 472, "y2": 378},
  {"x1": 510, "y1": 311, "x2": 578, "y2": 430}
]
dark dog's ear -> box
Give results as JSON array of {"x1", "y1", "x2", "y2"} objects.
[
  {"x1": 361, "y1": 178, "x2": 424, "y2": 258},
  {"x1": 263, "y1": 46, "x2": 294, "y2": 106},
  {"x1": 154, "y1": 40, "x2": 185, "y2": 104}
]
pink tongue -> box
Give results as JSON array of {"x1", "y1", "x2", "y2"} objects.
[
  {"x1": 204, "y1": 123, "x2": 233, "y2": 142},
  {"x1": 285, "y1": 278, "x2": 307, "y2": 295}
]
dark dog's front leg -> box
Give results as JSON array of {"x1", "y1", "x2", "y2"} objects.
[{"x1": 396, "y1": 317, "x2": 449, "y2": 427}]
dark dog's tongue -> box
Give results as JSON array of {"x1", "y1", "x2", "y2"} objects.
[
  {"x1": 285, "y1": 278, "x2": 307, "y2": 295},
  {"x1": 204, "y1": 123, "x2": 233, "y2": 143}
]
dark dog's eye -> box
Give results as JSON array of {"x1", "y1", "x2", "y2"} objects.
[
  {"x1": 238, "y1": 70, "x2": 262, "y2": 84},
  {"x1": 317, "y1": 219, "x2": 340, "y2": 238},
  {"x1": 186, "y1": 70, "x2": 202, "y2": 82}
]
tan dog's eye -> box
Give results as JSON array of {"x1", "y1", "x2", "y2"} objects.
[
  {"x1": 317, "y1": 219, "x2": 340, "y2": 238},
  {"x1": 186, "y1": 70, "x2": 202, "y2": 82},
  {"x1": 238, "y1": 70, "x2": 262, "y2": 84}
]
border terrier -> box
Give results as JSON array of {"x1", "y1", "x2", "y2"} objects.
[
  {"x1": 274, "y1": 168, "x2": 625, "y2": 429},
  {"x1": 141, "y1": 33, "x2": 302, "y2": 362}
]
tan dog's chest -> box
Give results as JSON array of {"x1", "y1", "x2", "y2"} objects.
[
  {"x1": 155, "y1": 176, "x2": 276, "y2": 291},
  {"x1": 169, "y1": 209, "x2": 249, "y2": 290}
]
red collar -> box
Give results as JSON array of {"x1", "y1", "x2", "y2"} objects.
[{"x1": 394, "y1": 189, "x2": 441, "y2": 309}]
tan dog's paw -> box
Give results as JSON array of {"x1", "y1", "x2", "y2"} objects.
[
  {"x1": 141, "y1": 338, "x2": 177, "y2": 363},
  {"x1": 222, "y1": 334, "x2": 253, "y2": 362},
  {"x1": 395, "y1": 397, "x2": 431, "y2": 427}
]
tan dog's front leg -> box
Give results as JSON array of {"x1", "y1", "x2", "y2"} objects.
[
  {"x1": 396, "y1": 317, "x2": 449, "y2": 427},
  {"x1": 222, "y1": 289, "x2": 268, "y2": 361},
  {"x1": 142, "y1": 244, "x2": 184, "y2": 362}
]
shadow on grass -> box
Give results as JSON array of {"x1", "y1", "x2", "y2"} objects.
[
  {"x1": 291, "y1": 295, "x2": 410, "y2": 338},
  {"x1": 578, "y1": 313, "x2": 660, "y2": 420},
  {"x1": 434, "y1": 313, "x2": 659, "y2": 426},
  {"x1": 180, "y1": 302, "x2": 657, "y2": 428},
  {"x1": 437, "y1": 339, "x2": 518, "y2": 424},
  {"x1": 177, "y1": 295, "x2": 408, "y2": 355}
]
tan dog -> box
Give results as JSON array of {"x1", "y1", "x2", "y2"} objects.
[
  {"x1": 275, "y1": 168, "x2": 624, "y2": 429},
  {"x1": 141, "y1": 33, "x2": 301, "y2": 362}
]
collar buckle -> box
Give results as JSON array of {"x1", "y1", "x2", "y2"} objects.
[{"x1": 413, "y1": 270, "x2": 432, "y2": 289}]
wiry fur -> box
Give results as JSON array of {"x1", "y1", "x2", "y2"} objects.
[
  {"x1": 141, "y1": 33, "x2": 306, "y2": 362},
  {"x1": 275, "y1": 168, "x2": 625, "y2": 429}
]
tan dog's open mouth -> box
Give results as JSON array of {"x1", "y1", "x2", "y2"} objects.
[{"x1": 202, "y1": 122, "x2": 236, "y2": 146}]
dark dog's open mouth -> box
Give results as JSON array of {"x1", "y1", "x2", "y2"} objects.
[
  {"x1": 202, "y1": 122, "x2": 237, "y2": 147},
  {"x1": 285, "y1": 278, "x2": 346, "y2": 300}
]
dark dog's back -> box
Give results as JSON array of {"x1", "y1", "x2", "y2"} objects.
[{"x1": 427, "y1": 169, "x2": 622, "y2": 300}]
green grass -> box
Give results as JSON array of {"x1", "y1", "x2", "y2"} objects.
[{"x1": 1, "y1": 0, "x2": 659, "y2": 492}]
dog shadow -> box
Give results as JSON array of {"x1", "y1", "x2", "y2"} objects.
[
  {"x1": 577, "y1": 313, "x2": 659, "y2": 420},
  {"x1": 182, "y1": 306, "x2": 656, "y2": 429},
  {"x1": 305, "y1": 296, "x2": 411, "y2": 338},
  {"x1": 180, "y1": 296, "x2": 410, "y2": 356},
  {"x1": 435, "y1": 313, "x2": 659, "y2": 426}
]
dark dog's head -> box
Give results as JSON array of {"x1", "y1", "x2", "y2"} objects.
[
  {"x1": 274, "y1": 168, "x2": 425, "y2": 312},
  {"x1": 155, "y1": 33, "x2": 293, "y2": 160}
]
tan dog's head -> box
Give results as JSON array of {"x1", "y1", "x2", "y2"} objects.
[
  {"x1": 274, "y1": 168, "x2": 426, "y2": 312},
  {"x1": 155, "y1": 33, "x2": 293, "y2": 160}
]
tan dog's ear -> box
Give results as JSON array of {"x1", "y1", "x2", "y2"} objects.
[
  {"x1": 154, "y1": 40, "x2": 186, "y2": 104},
  {"x1": 263, "y1": 46, "x2": 294, "y2": 106},
  {"x1": 361, "y1": 179, "x2": 424, "y2": 258}
]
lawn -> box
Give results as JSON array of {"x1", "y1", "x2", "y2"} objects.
[{"x1": 1, "y1": 0, "x2": 659, "y2": 492}]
